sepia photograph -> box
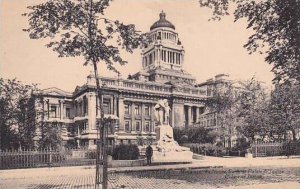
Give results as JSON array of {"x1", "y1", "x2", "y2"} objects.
[{"x1": 0, "y1": 0, "x2": 300, "y2": 188}]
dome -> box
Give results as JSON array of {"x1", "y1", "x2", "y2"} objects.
[{"x1": 150, "y1": 11, "x2": 175, "y2": 30}]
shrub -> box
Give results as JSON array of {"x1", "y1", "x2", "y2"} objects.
[
  {"x1": 112, "y1": 144, "x2": 140, "y2": 160},
  {"x1": 184, "y1": 143, "x2": 226, "y2": 157},
  {"x1": 283, "y1": 140, "x2": 300, "y2": 156}
]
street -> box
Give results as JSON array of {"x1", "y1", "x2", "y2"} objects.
[{"x1": 1, "y1": 157, "x2": 300, "y2": 189}]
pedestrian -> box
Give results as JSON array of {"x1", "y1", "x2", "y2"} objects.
[{"x1": 145, "y1": 145, "x2": 153, "y2": 165}]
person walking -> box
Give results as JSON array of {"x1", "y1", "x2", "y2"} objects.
[{"x1": 145, "y1": 145, "x2": 153, "y2": 165}]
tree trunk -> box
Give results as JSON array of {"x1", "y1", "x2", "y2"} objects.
[
  {"x1": 291, "y1": 128, "x2": 296, "y2": 141},
  {"x1": 93, "y1": 61, "x2": 108, "y2": 189}
]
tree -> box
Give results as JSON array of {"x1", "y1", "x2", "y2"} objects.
[
  {"x1": 205, "y1": 81, "x2": 242, "y2": 147},
  {"x1": 173, "y1": 127, "x2": 218, "y2": 144},
  {"x1": 238, "y1": 79, "x2": 270, "y2": 140},
  {"x1": 205, "y1": 77, "x2": 271, "y2": 146},
  {"x1": 23, "y1": 1, "x2": 146, "y2": 188},
  {"x1": 269, "y1": 81, "x2": 300, "y2": 141},
  {"x1": 38, "y1": 121, "x2": 63, "y2": 150},
  {"x1": 199, "y1": 0, "x2": 300, "y2": 83},
  {"x1": 0, "y1": 78, "x2": 37, "y2": 150}
]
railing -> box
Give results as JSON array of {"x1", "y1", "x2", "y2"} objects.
[
  {"x1": 0, "y1": 149, "x2": 65, "y2": 169},
  {"x1": 0, "y1": 149, "x2": 100, "y2": 170},
  {"x1": 100, "y1": 77, "x2": 206, "y2": 97},
  {"x1": 251, "y1": 141, "x2": 300, "y2": 157}
]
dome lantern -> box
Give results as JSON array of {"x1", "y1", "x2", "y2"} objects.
[{"x1": 150, "y1": 10, "x2": 175, "y2": 30}]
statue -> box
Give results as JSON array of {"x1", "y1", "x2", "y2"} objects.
[
  {"x1": 154, "y1": 99, "x2": 170, "y2": 125},
  {"x1": 150, "y1": 99, "x2": 193, "y2": 162}
]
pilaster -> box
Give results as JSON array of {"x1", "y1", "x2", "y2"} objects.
[{"x1": 118, "y1": 97, "x2": 124, "y2": 131}]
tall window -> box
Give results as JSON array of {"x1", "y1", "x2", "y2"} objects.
[
  {"x1": 103, "y1": 99, "x2": 110, "y2": 114},
  {"x1": 124, "y1": 104, "x2": 130, "y2": 115},
  {"x1": 135, "y1": 104, "x2": 141, "y2": 115},
  {"x1": 83, "y1": 96, "x2": 88, "y2": 115},
  {"x1": 136, "y1": 121, "x2": 141, "y2": 132},
  {"x1": 145, "y1": 122, "x2": 150, "y2": 132},
  {"x1": 144, "y1": 105, "x2": 150, "y2": 116},
  {"x1": 125, "y1": 121, "x2": 130, "y2": 132},
  {"x1": 65, "y1": 108, "x2": 71, "y2": 118},
  {"x1": 50, "y1": 105, "x2": 57, "y2": 118}
]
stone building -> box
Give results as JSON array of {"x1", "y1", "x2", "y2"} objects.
[
  {"x1": 33, "y1": 11, "x2": 207, "y2": 149},
  {"x1": 196, "y1": 74, "x2": 251, "y2": 147}
]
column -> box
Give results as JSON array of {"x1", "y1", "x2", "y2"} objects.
[
  {"x1": 173, "y1": 103, "x2": 184, "y2": 129},
  {"x1": 181, "y1": 53, "x2": 184, "y2": 65},
  {"x1": 167, "y1": 51, "x2": 169, "y2": 62},
  {"x1": 118, "y1": 97, "x2": 124, "y2": 131},
  {"x1": 46, "y1": 100, "x2": 49, "y2": 119},
  {"x1": 150, "y1": 104, "x2": 155, "y2": 132},
  {"x1": 195, "y1": 107, "x2": 200, "y2": 124},
  {"x1": 171, "y1": 102, "x2": 175, "y2": 127},
  {"x1": 110, "y1": 96, "x2": 113, "y2": 114},
  {"x1": 113, "y1": 95, "x2": 117, "y2": 115},
  {"x1": 188, "y1": 106, "x2": 193, "y2": 127},
  {"x1": 131, "y1": 102, "x2": 135, "y2": 132},
  {"x1": 141, "y1": 103, "x2": 145, "y2": 132},
  {"x1": 88, "y1": 92, "x2": 97, "y2": 130},
  {"x1": 60, "y1": 100, "x2": 64, "y2": 119}
]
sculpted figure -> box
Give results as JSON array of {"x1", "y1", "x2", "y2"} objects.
[{"x1": 154, "y1": 99, "x2": 170, "y2": 125}]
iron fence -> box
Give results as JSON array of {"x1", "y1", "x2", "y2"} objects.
[
  {"x1": 251, "y1": 141, "x2": 300, "y2": 157},
  {"x1": 0, "y1": 149, "x2": 96, "y2": 170}
]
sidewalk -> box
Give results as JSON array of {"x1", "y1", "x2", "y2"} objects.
[{"x1": 1, "y1": 156, "x2": 299, "y2": 179}]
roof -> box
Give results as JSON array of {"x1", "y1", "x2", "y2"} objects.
[
  {"x1": 150, "y1": 11, "x2": 175, "y2": 30},
  {"x1": 40, "y1": 87, "x2": 72, "y2": 97}
]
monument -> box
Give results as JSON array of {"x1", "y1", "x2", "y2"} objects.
[{"x1": 151, "y1": 99, "x2": 193, "y2": 162}]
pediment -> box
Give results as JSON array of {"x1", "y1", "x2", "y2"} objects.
[{"x1": 42, "y1": 87, "x2": 72, "y2": 97}]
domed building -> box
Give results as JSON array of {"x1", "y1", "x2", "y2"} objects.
[{"x1": 33, "y1": 11, "x2": 208, "y2": 149}]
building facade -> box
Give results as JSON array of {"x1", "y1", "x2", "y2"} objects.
[{"x1": 33, "y1": 11, "x2": 208, "y2": 149}]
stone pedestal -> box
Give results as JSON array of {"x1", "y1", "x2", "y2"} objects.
[
  {"x1": 155, "y1": 124, "x2": 173, "y2": 141},
  {"x1": 152, "y1": 124, "x2": 193, "y2": 162}
]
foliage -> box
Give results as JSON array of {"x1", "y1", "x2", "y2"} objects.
[
  {"x1": 65, "y1": 139, "x2": 78, "y2": 150},
  {"x1": 112, "y1": 144, "x2": 140, "y2": 160},
  {"x1": 0, "y1": 78, "x2": 37, "y2": 150},
  {"x1": 185, "y1": 143, "x2": 226, "y2": 157},
  {"x1": 199, "y1": 0, "x2": 300, "y2": 83},
  {"x1": 38, "y1": 121, "x2": 63, "y2": 150},
  {"x1": 174, "y1": 127, "x2": 218, "y2": 144},
  {"x1": 231, "y1": 137, "x2": 250, "y2": 151},
  {"x1": 283, "y1": 140, "x2": 300, "y2": 157},
  {"x1": 238, "y1": 79, "x2": 270, "y2": 139},
  {"x1": 173, "y1": 127, "x2": 187, "y2": 144},
  {"x1": 268, "y1": 81, "x2": 300, "y2": 141},
  {"x1": 23, "y1": 0, "x2": 147, "y2": 73},
  {"x1": 205, "y1": 81, "x2": 244, "y2": 146},
  {"x1": 205, "y1": 77, "x2": 270, "y2": 142}
]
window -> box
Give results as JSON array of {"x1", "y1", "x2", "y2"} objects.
[
  {"x1": 124, "y1": 104, "x2": 130, "y2": 115},
  {"x1": 50, "y1": 105, "x2": 57, "y2": 118},
  {"x1": 144, "y1": 105, "x2": 150, "y2": 116},
  {"x1": 78, "y1": 102, "x2": 83, "y2": 116},
  {"x1": 83, "y1": 122, "x2": 88, "y2": 131},
  {"x1": 83, "y1": 96, "x2": 88, "y2": 115},
  {"x1": 136, "y1": 121, "x2": 141, "y2": 132},
  {"x1": 103, "y1": 99, "x2": 110, "y2": 114},
  {"x1": 125, "y1": 121, "x2": 130, "y2": 132},
  {"x1": 145, "y1": 122, "x2": 150, "y2": 132},
  {"x1": 65, "y1": 108, "x2": 71, "y2": 118},
  {"x1": 135, "y1": 104, "x2": 141, "y2": 115}
]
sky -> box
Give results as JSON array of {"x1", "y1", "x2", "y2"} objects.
[{"x1": 0, "y1": 0, "x2": 274, "y2": 92}]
